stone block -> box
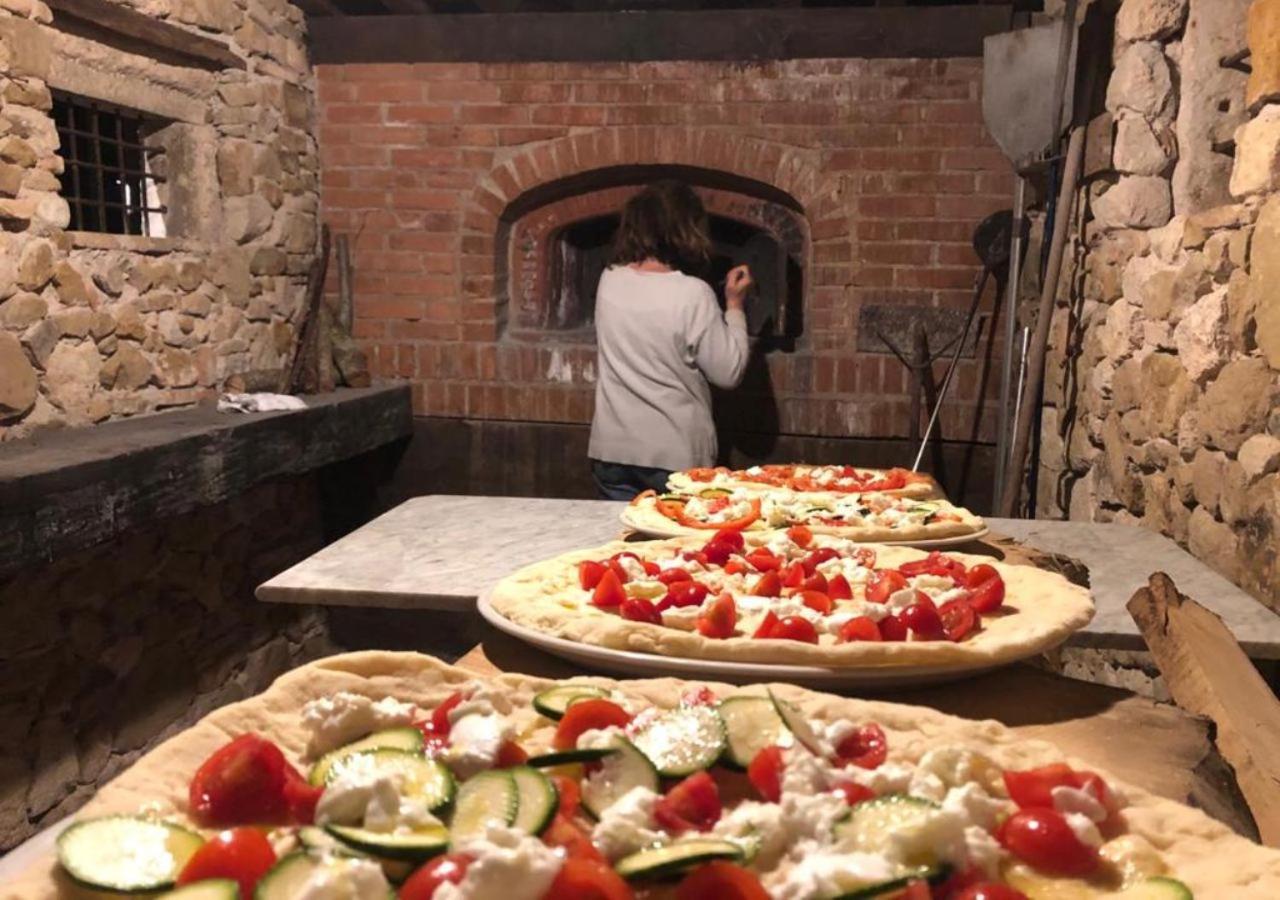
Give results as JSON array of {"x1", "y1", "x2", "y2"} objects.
[
  {"x1": 1172, "y1": 285, "x2": 1229, "y2": 383},
  {"x1": 1239, "y1": 433, "x2": 1280, "y2": 481},
  {"x1": 16, "y1": 238, "x2": 53, "y2": 290},
  {"x1": 224, "y1": 194, "x2": 274, "y2": 244},
  {"x1": 250, "y1": 247, "x2": 287, "y2": 276},
  {"x1": 0, "y1": 330, "x2": 36, "y2": 420},
  {"x1": 55, "y1": 307, "x2": 94, "y2": 339},
  {"x1": 1248, "y1": 0, "x2": 1280, "y2": 111},
  {"x1": 1106, "y1": 42, "x2": 1176, "y2": 121},
  {"x1": 99, "y1": 345, "x2": 153, "y2": 391},
  {"x1": 1230, "y1": 104, "x2": 1280, "y2": 198},
  {"x1": 170, "y1": 0, "x2": 239, "y2": 31},
  {"x1": 216, "y1": 140, "x2": 256, "y2": 197},
  {"x1": 0, "y1": 291, "x2": 45, "y2": 329},
  {"x1": 1187, "y1": 506, "x2": 1241, "y2": 582},
  {"x1": 1190, "y1": 447, "x2": 1226, "y2": 513},
  {"x1": 1092, "y1": 175, "x2": 1172, "y2": 229},
  {"x1": 21, "y1": 316, "x2": 57, "y2": 366},
  {"x1": 1251, "y1": 195, "x2": 1280, "y2": 368},
  {"x1": 43, "y1": 339, "x2": 102, "y2": 418},
  {"x1": 1114, "y1": 114, "x2": 1175, "y2": 175},
  {"x1": 0, "y1": 16, "x2": 50, "y2": 79},
  {"x1": 1198, "y1": 356, "x2": 1275, "y2": 452},
  {"x1": 53, "y1": 261, "x2": 97, "y2": 307},
  {"x1": 1141, "y1": 350, "x2": 1198, "y2": 438},
  {"x1": 1116, "y1": 0, "x2": 1188, "y2": 42}
]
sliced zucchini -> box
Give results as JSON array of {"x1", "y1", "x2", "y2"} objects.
[
  {"x1": 614, "y1": 839, "x2": 744, "y2": 880},
  {"x1": 325, "y1": 823, "x2": 450, "y2": 862},
  {"x1": 1115, "y1": 877, "x2": 1195, "y2": 900},
  {"x1": 581, "y1": 735, "x2": 660, "y2": 818},
  {"x1": 833, "y1": 794, "x2": 942, "y2": 867},
  {"x1": 308, "y1": 727, "x2": 425, "y2": 786},
  {"x1": 511, "y1": 766, "x2": 559, "y2": 835},
  {"x1": 719, "y1": 696, "x2": 789, "y2": 769},
  {"x1": 769, "y1": 689, "x2": 826, "y2": 756},
  {"x1": 833, "y1": 865, "x2": 948, "y2": 899},
  {"x1": 57, "y1": 816, "x2": 204, "y2": 893},
  {"x1": 299, "y1": 825, "x2": 366, "y2": 857},
  {"x1": 699, "y1": 488, "x2": 732, "y2": 499},
  {"x1": 450, "y1": 769, "x2": 518, "y2": 841},
  {"x1": 159, "y1": 879, "x2": 240, "y2": 900},
  {"x1": 630, "y1": 705, "x2": 726, "y2": 777},
  {"x1": 255, "y1": 852, "x2": 394, "y2": 900},
  {"x1": 533, "y1": 685, "x2": 610, "y2": 720},
  {"x1": 526, "y1": 747, "x2": 618, "y2": 767},
  {"x1": 318, "y1": 748, "x2": 455, "y2": 812}
]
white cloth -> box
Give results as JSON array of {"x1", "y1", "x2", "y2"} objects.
[
  {"x1": 588, "y1": 265, "x2": 749, "y2": 471},
  {"x1": 217, "y1": 392, "x2": 307, "y2": 413}
]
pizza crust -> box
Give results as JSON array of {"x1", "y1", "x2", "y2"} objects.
[
  {"x1": 488, "y1": 538, "x2": 1093, "y2": 669},
  {"x1": 623, "y1": 495, "x2": 987, "y2": 542},
  {"x1": 9, "y1": 651, "x2": 1280, "y2": 899}
]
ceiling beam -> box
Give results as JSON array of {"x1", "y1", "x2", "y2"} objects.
[{"x1": 309, "y1": 5, "x2": 1011, "y2": 63}]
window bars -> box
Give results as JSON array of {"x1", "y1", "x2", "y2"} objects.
[{"x1": 52, "y1": 92, "x2": 167, "y2": 237}]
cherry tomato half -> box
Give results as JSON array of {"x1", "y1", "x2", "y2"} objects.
[
  {"x1": 400, "y1": 853, "x2": 473, "y2": 900},
  {"x1": 939, "y1": 598, "x2": 978, "y2": 642},
  {"x1": 553, "y1": 699, "x2": 632, "y2": 750},
  {"x1": 953, "y1": 884, "x2": 1031, "y2": 900},
  {"x1": 696, "y1": 593, "x2": 737, "y2": 639},
  {"x1": 188, "y1": 735, "x2": 289, "y2": 827},
  {"x1": 786, "y1": 524, "x2": 813, "y2": 547},
  {"x1": 176, "y1": 827, "x2": 275, "y2": 897},
  {"x1": 750, "y1": 571, "x2": 782, "y2": 598},
  {"x1": 837, "y1": 616, "x2": 882, "y2": 643},
  {"x1": 620, "y1": 597, "x2": 662, "y2": 625},
  {"x1": 901, "y1": 595, "x2": 946, "y2": 640},
  {"x1": 834, "y1": 723, "x2": 888, "y2": 769},
  {"x1": 578, "y1": 560, "x2": 606, "y2": 590},
  {"x1": 591, "y1": 569, "x2": 627, "y2": 608},
  {"x1": 747, "y1": 745, "x2": 785, "y2": 802},
  {"x1": 653, "y1": 771, "x2": 722, "y2": 834},
  {"x1": 865, "y1": 570, "x2": 909, "y2": 603},
  {"x1": 965, "y1": 563, "x2": 1007, "y2": 613},
  {"x1": 675, "y1": 861, "x2": 769, "y2": 900},
  {"x1": 997, "y1": 808, "x2": 1099, "y2": 877},
  {"x1": 544, "y1": 858, "x2": 634, "y2": 900}
]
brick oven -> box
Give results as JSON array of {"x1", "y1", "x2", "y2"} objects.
[{"x1": 316, "y1": 27, "x2": 1016, "y2": 505}]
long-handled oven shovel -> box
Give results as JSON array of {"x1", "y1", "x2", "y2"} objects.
[{"x1": 911, "y1": 211, "x2": 1022, "y2": 473}]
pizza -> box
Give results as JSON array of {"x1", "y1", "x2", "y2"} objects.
[
  {"x1": 13, "y1": 652, "x2": 1278, "y2": 900},
  {"x1": 488, "y1": 529, "x2": 1092, "y2": 669},
  {"x1": 668, "y1": 465, "x2": 941, "y2": 500},
  {"x1": 622, "y1": 488, "x2": 986, "y2": 543}
]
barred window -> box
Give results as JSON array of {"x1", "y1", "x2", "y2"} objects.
[{"x1": 52, "y1": 92, "x2": 167, "y2": 237}]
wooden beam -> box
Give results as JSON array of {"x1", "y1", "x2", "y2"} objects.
[
  {"x1": 308, "y1": 5, "x2": 1011, "y2": 63},
  {"x1": 294, "y1": 0, "x2": 345, "y2": 16},
  {"x1": 46, "y1": 0, "x2": 245, "y2": 69},
  {"x1": 1128, "y1": 572, "x2": 1280, "y2": 848},
  {"x1": 378, "y1": 0, "x2": 434, "y2": 12}
]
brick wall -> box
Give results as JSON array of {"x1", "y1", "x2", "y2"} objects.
[{"x1": 317, "y1": 58, "x2": 1014, "y2": 446}]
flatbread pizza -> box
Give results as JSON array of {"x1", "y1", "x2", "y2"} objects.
[
  {"x1": 488, "y1": 530, "x2": 1091, "y2": 669},
  {"x1": 623, "y1": 487, "x2": 986, "y2": 543},
  {"x1": 13, "y1": 651, "x2": 1279, "y2": 899},
  {"x1": 668, "y1": 465, "x2": 942, "y2": 500}
]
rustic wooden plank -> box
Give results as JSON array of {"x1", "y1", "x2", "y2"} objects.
[
  {"x1": 456, "y1": 635, "x2": 1255, "y2": 834},
  {"x1": 46, "y1": 0, "x2": 245, "y2": 69},
  {"x1": 1128, "y1": 572, "x2": 1280, "y2": 847},
  {"x1": 308, "y1": 5, "x2": 1012, "y2": 64},
  {"x1": 0, "y1": 386, "x2": 412, "y2": 576}
]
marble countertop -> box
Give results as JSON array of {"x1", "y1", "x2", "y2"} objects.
[{"x1": 256, "y1": 495, "x2": 1280, "y2": 658}]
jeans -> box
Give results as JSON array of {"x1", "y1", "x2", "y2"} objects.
[{"x1": 591, "y1": 459, "x2": 673, "y2": 501}]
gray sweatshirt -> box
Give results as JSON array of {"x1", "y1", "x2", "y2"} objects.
[{"x1": 588, "y1": 265, "x2": 750, "y2": 471}]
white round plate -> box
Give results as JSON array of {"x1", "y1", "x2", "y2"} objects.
[
  {"x1": 618, "y1": 508, "x2": 990, "y2": 549},
  {"x1": 477, "y1": 593, "x2": 1005, "y2": 689}
]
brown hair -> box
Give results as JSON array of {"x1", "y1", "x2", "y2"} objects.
[{"x1": 611, "y1": 180, "x2": 712, "y2": 274}]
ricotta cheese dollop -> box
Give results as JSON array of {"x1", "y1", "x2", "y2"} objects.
[
  {"x1": 434, "y1": 824, "x2": 562, "y2": 900},
  {"x1": 302, "y1": 693, "x2": 416, "y2": 757},
  {"x1": 295, "y1": 855, "x2": 392, "y2": 900},
  {"x1": 590, "y1": 786, "x2": 665, "y2": 861}
]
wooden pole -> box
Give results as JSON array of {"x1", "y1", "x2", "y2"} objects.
[
  {"x1": 1128, "y1": 573, "x2": 1280, "y2": 847},
  {"x1": 996, "y1": 124, "x2": 1084, "y2": 516}
]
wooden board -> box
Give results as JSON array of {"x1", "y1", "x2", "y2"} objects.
[
  {"x1": 308, "y1": 6, "x2": 1011, "y2": 64},
  {"x1": 457, "y1": 633, "x2": 1257, "y2": 839},
  {"x1": 47, "y1": 0, "x2": 244, "y2": 69},
  {"x1": 1130, "y1": 573, "x2": 1280, "y2": 847}
]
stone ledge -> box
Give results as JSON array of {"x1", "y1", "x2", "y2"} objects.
[{"x1": 0, "y1": 384, "x2": 412, "y2": 575}]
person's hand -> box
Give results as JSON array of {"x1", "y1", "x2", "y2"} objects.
[{"x1": 724, "y1": 264, "x2": 753, "y2": 311}]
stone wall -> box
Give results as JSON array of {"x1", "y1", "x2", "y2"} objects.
[
  {"x1": 0, "y1": 0, "x2": 319, "y2": 440},
  {"x1": 0, "y1": 476, "x2": 335, "y2": 851},
  {"x1": 1041, "y1": 0, "x2": 1280, "y2": 607}
]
